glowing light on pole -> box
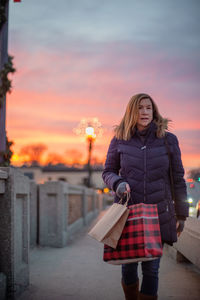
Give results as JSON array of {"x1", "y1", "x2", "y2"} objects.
[{"x1": 74, "y1": 118, "x2": 103, "y2": 187}]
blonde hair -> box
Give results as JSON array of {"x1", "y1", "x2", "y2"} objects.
[{"x1": 114, "y1": 93, "x2": 170, "y2": 140}]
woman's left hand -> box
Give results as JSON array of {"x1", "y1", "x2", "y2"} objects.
[{"x1": 176, "y1": 220, "x2": 185, "y2": 237}]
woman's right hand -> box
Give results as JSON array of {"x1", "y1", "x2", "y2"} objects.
[
  {"x1": 116, "y1": 182, "x2": 131, "y2": 198},
  {"x1": 176, "y1": 220, "x2": 185, "y2": 237}
]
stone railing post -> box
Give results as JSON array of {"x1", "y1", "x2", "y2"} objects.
[
  {"x1": 0, "y1": 170, "x2": 8, "y2": 300},
  {"x1": 0, "y1": 167, "x2": 30, "y2": 299},
  {"x1": 30, "y1": 181, "x2": 38, "y2": 248},
  {"x1": 83, "y1": 188, "x2": 99, "y2": 225},
  {"x1": 92, "y1": 189, "x2": 96, "y2": 212},
  {"x1": 67, "y1": 185, "x2": 84, "y2": 235},
  {"x1": 82, "y1": 187, "x2": 87, "y2": 225},
  {"x1": 0, "y1": 170, "x2": 7, "y2": 193},
  {"x1": 39, "y1": 181, "x2": 68, "y2": 247},
  {"x1": 102, "y1": 194, "x2": 107, "y2": 209}
]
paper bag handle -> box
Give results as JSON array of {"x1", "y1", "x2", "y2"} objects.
[{"x1": 118, "y1": 191, "x2": 130, "y2": 207}]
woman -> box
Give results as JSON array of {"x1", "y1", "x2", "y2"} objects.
[{"x1": 102, "y1": 93, "x2": 189, "y2": 300}]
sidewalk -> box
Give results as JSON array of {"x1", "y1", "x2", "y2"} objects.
[{"x1": 18, "y1": 215, "x2": 200, "y2": 300}]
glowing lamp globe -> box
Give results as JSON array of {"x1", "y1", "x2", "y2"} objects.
[{"x1": 85, "y1": 126, "x2": 96, "y2": 139}]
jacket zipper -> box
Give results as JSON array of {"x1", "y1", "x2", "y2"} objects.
[{"x1": 141, "y1": 145, "x2": 147, "y2": 202}]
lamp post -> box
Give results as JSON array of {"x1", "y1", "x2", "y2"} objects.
[
  {"x1": 85, "y1": 125, "x2": 96, "y2": 187},
  {"x1": 74, "y1": 118, "x2": 103, "y2": 188}
]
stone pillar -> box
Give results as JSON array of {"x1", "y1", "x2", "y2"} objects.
[
  {"x1": 82, "y1": 187, "x2": 87, "y2": 225},
  {"x1": 84, "y1": 188, "x2": 98, "y2": 224},
  {"x1": 92, "y1": 189, "x2": 95, "y2": 211},
  {"x1": 65, "y1": 184, "x2": 84, "y2": 237},
  {"x1": 0, "y1": 273, "x2": 6, "y2": 300},
  {"x1": 102, "y1": 194, "x2": 107, "y2": 209},
  {"x1": 0, "y1": 167, "x2": 30, "y2": 299},
  {"x1": 0, "y1": 170, "x2": 8, "y2": 300},
  {"x1": 0, "y1": 169, "x2": 7, "y2": 193},
  {"x1": 30, "y1": 181, "x2": 38, "y2": 248},
  {"x1": 39, "y1": 181, "x2": 69, "y2": 247}
]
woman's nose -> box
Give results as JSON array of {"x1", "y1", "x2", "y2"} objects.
[{"x1": 141, "y1": 108, "x2": 148, "y2": 114}]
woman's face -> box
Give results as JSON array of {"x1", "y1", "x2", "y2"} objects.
[{"x1": 136, "y1": 98, "x2": 153, "y2": 131}]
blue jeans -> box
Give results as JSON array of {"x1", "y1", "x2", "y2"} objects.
[{"x1": 122, "y1": 258, "x2": 161, "y2": 296}]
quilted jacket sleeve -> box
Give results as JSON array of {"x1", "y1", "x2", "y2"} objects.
[
  {"x1": 102, "y1": 137, "x2": 123, "y2": 190},
  {"x1": 170, "y1": 135, "x2": 189, "y2": 218}
]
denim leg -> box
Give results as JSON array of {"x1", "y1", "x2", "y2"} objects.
[
  {"x1": 141, "y1": 258, "x2": 161, "y2": 296},
  {"x1": 121, "y1": 262, "x2": 139, "y2": 285}
]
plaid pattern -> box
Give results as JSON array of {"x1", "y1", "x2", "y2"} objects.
[{"x1": 103, "y1": 203, "x2": 163, "y2": 262}]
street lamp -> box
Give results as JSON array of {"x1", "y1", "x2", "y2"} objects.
[
  {"x1": 74, "y1": 118, "x2": 103, "y2": 187},
  {"x1": 85, "y1": 125, "x2": 96, "y2": 187}
]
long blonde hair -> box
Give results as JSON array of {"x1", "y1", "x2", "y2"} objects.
[{"x1": 114, "y1": 93, "x2": 170, "y2": 140}]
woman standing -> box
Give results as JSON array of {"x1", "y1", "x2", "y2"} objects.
[{"x1": 102, "y1": 93, "x2": 189, "y2": 300}]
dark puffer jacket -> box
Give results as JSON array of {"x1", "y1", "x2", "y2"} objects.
[{"x1": 102, "y1": 122, "x2": 189, "y2": 245}]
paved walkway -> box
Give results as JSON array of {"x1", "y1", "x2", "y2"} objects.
[{"x1": 18, "y1": 215, "x2": 200, "y2": 300}]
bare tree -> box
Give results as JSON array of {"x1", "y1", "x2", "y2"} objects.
[
  {"x1": 19, "y1": 143, "x2": 47, "y2": 165},
  {"x1": 90, "y1": 156, "x2": 104, "y2": 166},
  {"x1": 65, "y1": 149, "x2": 83, "y2": 166},
  {"x1": 45, "y1": 152, "x2": 65, "y2": 165}
]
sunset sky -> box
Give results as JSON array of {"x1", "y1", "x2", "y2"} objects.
[{"x1": 7, "y1": 0, "x2": 200, "y2": 170}]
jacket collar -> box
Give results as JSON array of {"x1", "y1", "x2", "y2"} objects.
[{"x1": 134, "y1": 121, "x2": 157, "y2": 144}]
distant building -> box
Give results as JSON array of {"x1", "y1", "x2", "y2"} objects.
[{"x1": 18, "y1": 164, "x2": 105, "y2": 189}]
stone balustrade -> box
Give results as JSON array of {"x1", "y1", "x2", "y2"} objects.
[
  {"x1": 0, "y1": 167, "x2": 107, "y2": 299},
  {"x1": 165, "y1": 216, "x2": 200, "y2": 269},
  {"x1": 175, "y1": 217, "x2": 200, "y2": 268},
  {"x1": 38, "y1": 181, "x2": 102, "y2": 247}
]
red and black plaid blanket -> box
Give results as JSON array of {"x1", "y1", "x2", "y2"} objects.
[{"x1": 103, "y1": 203, "x2": 163, "y2": 264}]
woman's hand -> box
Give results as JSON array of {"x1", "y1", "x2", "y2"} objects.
[
  {"x1": 176, "y1": 220, "x2": 185, "y2": 237},
  {"x1": 116, "y1": 182, "x2": 131, "y2": 198}
]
